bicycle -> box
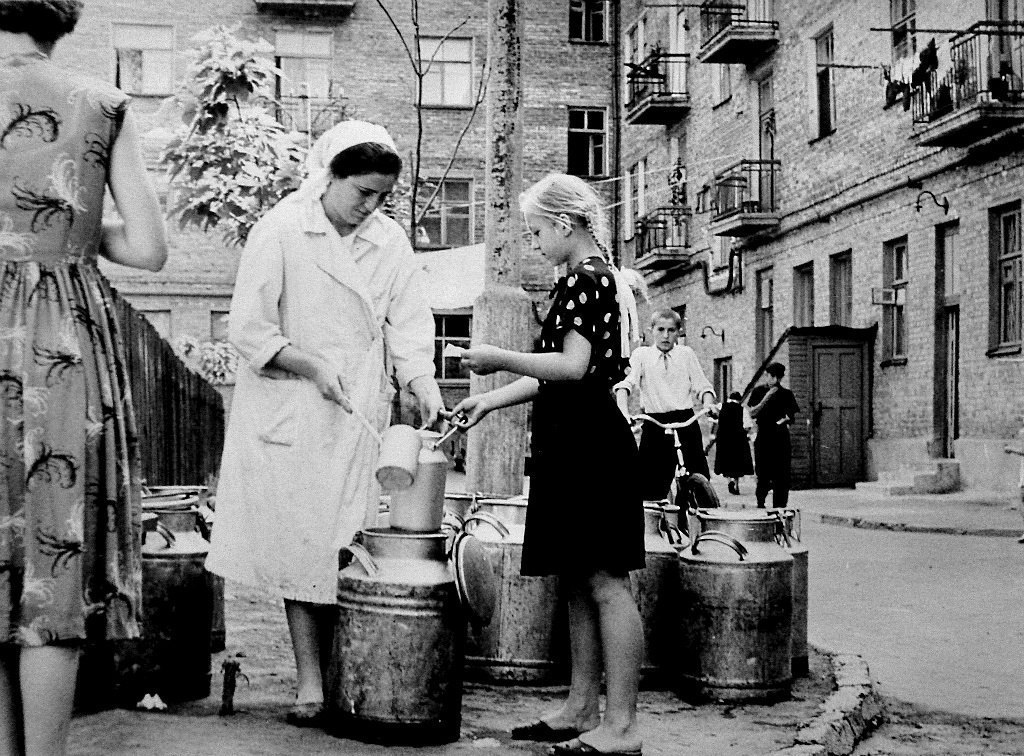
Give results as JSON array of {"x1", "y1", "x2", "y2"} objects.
[{"x1": 631, "y1": 409, "x2": 722, "y2": 524}]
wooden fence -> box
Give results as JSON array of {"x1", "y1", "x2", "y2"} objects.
[{"x1": 112, "y1": 290, "x2": 225, "y2": 487}]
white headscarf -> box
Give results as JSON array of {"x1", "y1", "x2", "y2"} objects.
[{"x1": 294, "y1": 120, "x2": 399, "y2": 203}]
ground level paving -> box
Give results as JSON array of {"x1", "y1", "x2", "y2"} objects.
[{"x1": 70, "y1": 578, "x2": 834, "y2": 756}]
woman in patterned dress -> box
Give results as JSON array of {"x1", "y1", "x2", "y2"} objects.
[
  {"x1": 0, "y1": 3, "x2": 168, "y2": 753},
  {"x1": 452, "y1": 174, "x2": 645, "y2": 756}
]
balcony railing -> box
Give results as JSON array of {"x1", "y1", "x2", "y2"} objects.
[
  {"x1": 911, "y1": 21, "x2": 1024, "y2": 147},
  {"x1": 710, "y1": 158, "x2": 780, "y2": 236},
  {"x1": 635, "y1": 206, "x2": 693, "y2": 271},
  {"x1": 255, "y1": 0, "x2": 355, "y2": 15},
  {"x1": 275, "y1": 95, "x2": 349, "y2": 137},
  {"x1": 697, "y1": 1, "x2": 779, "y2": 65},
  {"x1": 625, "y1": 51, "x2": 691, "y2": 125}
]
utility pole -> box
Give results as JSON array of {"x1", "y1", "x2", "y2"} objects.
[{"x1": 465, "y1": 0, "x2": 531, "y2": 496}]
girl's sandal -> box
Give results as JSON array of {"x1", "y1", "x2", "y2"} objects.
[{"x1": 285, "y1": 700, "x2": 324, "y2": 727}]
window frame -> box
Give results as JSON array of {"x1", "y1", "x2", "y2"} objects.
[
  {"x1": 989, "y1": 202, "x2": 1023, "y2": 355},
  {"x1": 569, "y1": 0, "x2": 608, "y2": 44},
  {"x1": 829, "y1": 250, "x2": 853, "y2": 326},
  {"x1": 755, "y1": 267, "x2": 774, "y2": 363},
  {"x1": 714, "y1": 356, "x2": 733, "y2": 400},
  {"x1": 882, "y1": 236, "x2": 910, "y2": 364},
  {"x1": 814, "y1": 27, "x2": 836, "y2": 138},
  {"x1": 418, "y1": 177, "x2": 474, "y2": 249},
  {"x1": 418, "y1": 36, "x2": 474, "y2": 108},
  {"x1": 712, "y1": 63, "x2": 732, "y2": 106},
  {"x1": 890, "y1": 0, "x2": 917, "y2": 62},
  {"x1": 112, "y1": 23, "x2": 175, "y2": 96},
  {"x1": 434, "y1": 312, "x2": 473, "y2": 383},
  {"x1": 567, "y1": 106, "x2": 608, "y2": 178},
  {"x1": 794, "y1": 262, "x2": 815, "y2": 328}
]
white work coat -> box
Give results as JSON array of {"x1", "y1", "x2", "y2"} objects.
[{"x1": 205, "y1": 194, "x2": 435, "y2": 603}]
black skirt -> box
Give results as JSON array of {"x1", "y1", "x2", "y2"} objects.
[{"x1": 521, "y1": 382, "x2": 645, "y2": 577}]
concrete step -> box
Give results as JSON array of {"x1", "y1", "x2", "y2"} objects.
[
  {"x1": 855, "y1": 480, "x2": 916, "y2": 496},
  {"x1": 863, "y1": 459, "x2": 961, "y2": 496}
]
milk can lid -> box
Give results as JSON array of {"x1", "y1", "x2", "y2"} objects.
[{"x1": 452, "y1": 532, "x2": 498, "y2": 629}]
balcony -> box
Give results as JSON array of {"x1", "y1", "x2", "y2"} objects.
[
  {"x1": 911, "y1": 21, "x2": 1024, "y2": 147},
  {"x1": 255, "y1": 0, "x2": 355, "y2": 16},
  {"x1": 625, "y1": 51, "x2": 691, "y2": 125},
  {"x1": 635, "y1": 206, "x2": 693, "y2": 273},
  {"x1": 697, "y1": 1, "x2": 779, "y2": 66},
  {"x1": 709, "y1": 159, "x2": 780, "y2": 237},
  {"x1": 275, "y1": 95, "x2": 349, "y2": 138}
]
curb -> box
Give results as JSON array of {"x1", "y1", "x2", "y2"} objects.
[
  {"x1": 817, "y1": 513, "x2": 1021, "y2": 538},
  {"x1": 769, "y1": 653, "x2": 884, "y2": 756}
]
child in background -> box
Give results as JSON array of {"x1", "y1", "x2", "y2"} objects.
[
  {"x1": 615, "y1": 310, "x2": 717, "y2": 502},
  {"x1": 714, "y1": 391, "x2": 754, "y2": 495},
  {"x1": 452, "y1": 173, "x2": 644, "y2": 756}
]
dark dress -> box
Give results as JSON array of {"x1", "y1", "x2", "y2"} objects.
[
  {"x1": 521, "y1": 257, "x2": 644, "y2": 577},
  {"x1": 750, "y1": 384, "x2": 800, "y2": 508},
  {"x1": 0, "y1": 52, "x2": 143, "y2": 645},
  {"x1": 713, "y1": 400, "x2": 753, "y2": 478}
]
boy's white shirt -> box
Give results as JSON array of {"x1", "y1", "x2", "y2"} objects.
[{"x1": 614, "y1": 343, "x2": 715, "y2": 413}]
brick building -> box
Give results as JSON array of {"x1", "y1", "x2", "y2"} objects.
[
  {"x1": 56, "y1": 0, "x2": 620, "y2": 409},
  {"x1": 619, "y1": 0, "x2": 1024, "y2": 492}
]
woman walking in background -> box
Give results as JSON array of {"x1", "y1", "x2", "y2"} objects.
[
  {"x1": 0, "y1": 2, "x2": 168, "y2": 753},
  {"x1": 714, "y1": 392, "x2": 753, "y2": 495}
]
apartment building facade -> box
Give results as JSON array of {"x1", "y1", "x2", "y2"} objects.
[{"x1": 619, "y1": 0, "x2": 1024, "y2": 491}]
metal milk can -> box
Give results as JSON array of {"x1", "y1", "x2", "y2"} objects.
[
  {"x1": 327, "y1": 527, "x2": 464, "y2": 744},
  {"x1": 694, "y1": 508, "x2": 808, "y2": 678},
  {"x1": 632, "y1": 501, "x2": 683, "y2": 686},
  {"x1": 389, "y1": 430, "x2": 451, "y2": 532},
  {"x1": 462, "y1": 497, "x2": 569, "y2": 684},
  {"x1": 678, "y1": 523, "x2": 793, "y2": 703}
]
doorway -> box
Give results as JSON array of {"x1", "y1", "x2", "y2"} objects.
[
  {"x1": 934, "y1": 222, "x2": 961, "y2": 458},
  {"x1": 812, "y1": 345, "x2": 864, "y2": 486}
]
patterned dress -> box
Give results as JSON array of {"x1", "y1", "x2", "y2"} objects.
[
  {"x1": 0, "y1": 52, "x2": 142, "y2": 646},
  {"x1": 522, "y1": 256, "x2": 644, "y2": 577}
]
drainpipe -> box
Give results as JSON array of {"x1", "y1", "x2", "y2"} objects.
[{"x1": 611, "y1": 1, "x2": 622, "y2": 263}]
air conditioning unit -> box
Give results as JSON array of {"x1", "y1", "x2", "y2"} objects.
[{"x1": 871, "y1": 287, "x2": 906, "y2": 306}]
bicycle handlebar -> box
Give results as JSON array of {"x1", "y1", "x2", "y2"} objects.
[{"x1": 632, "y1": 408, "x2": 711, "y2": 430}]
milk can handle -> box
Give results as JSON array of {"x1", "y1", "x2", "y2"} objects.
[
  {"x1": 150, "y1": 521, "x2": 175, "y2": 549},
  {"x1": 340, "y1": 543, "x2": 379, "y2": 577},
  {"x1": 691, "y1": 530, "x2": 747, "y2": 560},
  {"x1": 462, "y1": 512, "x2": 510, "y2": 539},
  {"x1": 768, "y1": 511, "x2": 792, "y2": 548},
  {"x1": 659, "y1": 517, "x2": 685, "y2": 546}
]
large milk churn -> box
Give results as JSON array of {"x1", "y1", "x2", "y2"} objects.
[
  {"x1": 328, "y1": 528, "x2": 465, "y2": 744},
  {"x1": 678, "y1": 523, "x2": 793, "y2": 703},
  {"x1": 632, "y1": 501, "x2": 683, "y2": 686},
  {"x1": 694, "y1": 508, "x2": 809, "y2": 678},
  {"x1": 462, "y1": 497, "x2": 568, "y2": 684}
]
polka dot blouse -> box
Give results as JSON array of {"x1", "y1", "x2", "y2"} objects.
[{"x1": 538, "y1": 256, "x2": 628, "y2": 387}]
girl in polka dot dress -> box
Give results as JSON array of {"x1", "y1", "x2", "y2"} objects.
[{"x1": 452, "y1": 174, "x2": 644, "y2": 756}]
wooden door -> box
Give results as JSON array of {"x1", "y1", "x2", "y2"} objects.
[
  {"x1": 812, "y1": 346, "x2": 864, "y2": 486},
  {"x1": 939, "y1": 307, "x2": 960, "y2": 458}
]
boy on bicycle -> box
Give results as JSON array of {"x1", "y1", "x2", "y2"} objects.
[{"x1": 615, "y1": 309, "x2": 717, "y2": 501}]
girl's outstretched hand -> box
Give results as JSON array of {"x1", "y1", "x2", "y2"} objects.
[
  {"x1": 447, "y1": 394, "x2": 492, "y2": 429},
  {"x1": 460, "y1": 344, "x2": 505, "y2": 376}
]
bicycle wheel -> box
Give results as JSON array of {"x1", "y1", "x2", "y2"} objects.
[{"x1": 682, "y1": 473, "x2": 721, "y2": 510}]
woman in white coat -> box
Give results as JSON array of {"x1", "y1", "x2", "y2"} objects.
[{"x1": 206, "y1": 121, "x2": 443, "y2": 725}]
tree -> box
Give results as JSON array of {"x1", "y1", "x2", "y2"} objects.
[{"x1": 160, "y1": 25, "x2": 310, "y2": 247}]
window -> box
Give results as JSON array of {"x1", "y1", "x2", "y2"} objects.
[
  {"x1": 891, "y1": 0, "x2": 916, "y2": 61},
  {"x1": 815, "y1": 28, "x2": 836, "y2": 137},
  {"x1": 142, "y1": 310, "x2": 171, "y2": 339},
  {"x1": 830, "y1": 250, "x2": 852, "y2": 326},
  {"x1": 712, "y1": 236, "x2": 731, "y2": 269},
  {"x1": 210, "y1": 311, "x2": 230, "y2": 342},
  {"x1": 434, "y1": 314, "x2": 472, "y2": 381},
  {"x1": 882, "y1": 237, "x2": 909, "y2": 362},
  {"x1": 673, "y1": 304, "x2": 687, "y2": 337},
  {"x1": 113, "y1": 24, "x2": 174, "y2": 95},
  {"x1": 938, "y1": 222, "x2": 960, "y2": 301},
  {"x1": 275, "y1": 30, "x2": 333, "y2": 132},
  {"x1": 419, "y1": 179, "x2": 473, "y2": 249},
  {"x1": 990, "y1": 203, "x2": 1022, "y2": 352},
  {"x1": 570, "y1": 0, "x2": 607, "y2": 43},
  {"x1": 714, "y1": 357, "x2": 733, "y2": 400},
  {"x1": 567, "y1": 108, "x2": 606, "y2": 177},
  {"x1": 755, "y1": 267, "x2": 774, "y2": 363},
  {"x1": 794, "y1": 262, "x2": 815, "y2": 328},
  {"x1": 419, "y1": 37, "x2": 473, "y2": 107},
  {"x1": 713, "y1": 64, "x2": 732, "y2": 105}
]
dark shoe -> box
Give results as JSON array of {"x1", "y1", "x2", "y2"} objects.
[
  {"x1": 286, "y1": 701, "x2": 324, "y2": 727},
  {"x1": 512, "y1": 720, "x2": 583, "y2": 742},
  {"x1": 728, "y1": 480, "x2": 739, "y2": 495},
  {"x1": 549, "y1": 738, "x2": 642, "y2": 756}
]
